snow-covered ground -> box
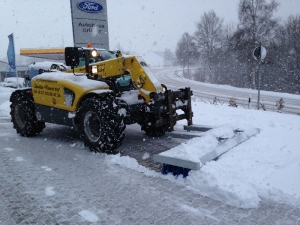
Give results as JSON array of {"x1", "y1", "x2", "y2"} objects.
[
  {"x1": 176, "y1": 101, "x2": 300, "y2": 208},
  {"x1": 1, "y1": 83, "x2": 300, "y2": 209},
  {"x1": 106, "y1": 99, "x2": 300, "y2": 209}
]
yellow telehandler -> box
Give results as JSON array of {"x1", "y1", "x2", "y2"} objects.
[
  {"x1": 10, "y1": 46, "x2": 260, "y2": 177},
  {"x1": 10, "y1": 46, "x2": 193, "y2": 154}
]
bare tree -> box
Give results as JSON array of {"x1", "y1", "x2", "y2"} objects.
[
  {"x1": 276, "y1": 15, "x2": 300, "y2": 93},
  {"x1": 234, "y1": 0, "x2": 279, "y2": 89},
  {"x1": 175, "y1": 32, "x2": 199, "y2": 72},
  {"x1": 194, "y1": 10, "x2": 224, "y2": 82}
]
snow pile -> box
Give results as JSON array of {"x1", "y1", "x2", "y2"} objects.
[
  {"x1": 0, "y1": 100, "x2": 10, "y2": 117},
  {"x1": 105, "y1": 154, "x2": 158, "y2": 178},
  {"x1": 15, "y1": 156, "x2": 24, "y2": 162},
  {"x1": 78, "y1": 210, "x2": 99, "y2": 222},
  {"x1": 41, "y1": 166, "x2": 52, "y2": 172},
  {"x1": 178, "y1": 102, "x2": 300, "y2": 208},
  {"x1": 159, "y1": 124, "x2": 259, "y2": 166},
  {"x1": 0, "y1": 87, "x2": 13, "y2": 117},
  {"x1": 103, "y1": 101, "x2": 300, "y2": 208},
  {"x1": 45, "y1": 187, "x2": 56, "y2": 196}
]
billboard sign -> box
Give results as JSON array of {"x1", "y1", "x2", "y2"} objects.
[{"x1": 70, "y1": 0, "x2": 109, "y2": 50}]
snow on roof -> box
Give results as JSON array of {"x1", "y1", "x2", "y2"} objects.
[
  {"x1": 29, "y1": 61, "x2": 68, "y2": 70},
  {"x1": 32, "y1": 72, "x2": 108, "y2": 90}
]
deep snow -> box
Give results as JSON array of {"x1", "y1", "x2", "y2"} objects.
[
  {"x1": 0, "y1": 83, "x2": 300, "y2": 209},
  {"x1": 106, "y1": 99, "x2": 300, "y2": 209}
]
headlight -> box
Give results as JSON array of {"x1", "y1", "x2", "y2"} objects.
[
  {"x1": 91, "y1": 49, "x2": 98, "y2": 58},
  {"x1": 92, "y1": 65, "x2": 97, "y2": 74}
]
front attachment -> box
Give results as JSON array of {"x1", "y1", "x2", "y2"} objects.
[
  {"x1": 149, "y1": 87, "x2": 193, "y2": 132},
  {"x1": 154, "y1": 125, "x2": 260, "y2": 178}
]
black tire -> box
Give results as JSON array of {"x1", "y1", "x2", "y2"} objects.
[
  {"x1": 76, "y1": 96, "x2": 125, "y2": 154},
  {"x1": 10, "y1": 91, "x2": 45, "y2": 137}
]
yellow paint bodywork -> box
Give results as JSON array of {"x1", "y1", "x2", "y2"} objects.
[
  {"x1": 66, "y1": 55, "x2": 164, "y2": 103},
  {"x1": 31, "y1": 54, "x2": 163, "y2": 113},
  {"x1": 31, "y1": 75, "x2": 110, "y2": 112}
]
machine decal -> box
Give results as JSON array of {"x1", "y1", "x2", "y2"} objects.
[{"x1": 33, "y1": 89, "x2": 61, "y2": 98}]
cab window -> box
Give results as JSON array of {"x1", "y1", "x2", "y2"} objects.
[
  {"x1": 116, "y1": 74, "x2": 134, "y2": 92},
  {"x1": 74, "y1": 50, "x2": 117, "y2": 68}
]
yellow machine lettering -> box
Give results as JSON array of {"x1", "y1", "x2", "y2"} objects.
[
  {"x1": 32, "y1": 79, "x2": 109, "y2": 112},
  {"x1": 32, "y1": 80, "x2": 67, "y2": 110}
]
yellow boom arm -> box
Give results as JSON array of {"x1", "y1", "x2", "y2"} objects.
[{"x1": 68, "y1": 55, "x2": 164, "y2": 103}]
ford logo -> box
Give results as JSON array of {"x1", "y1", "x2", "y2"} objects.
[{"x1": 77, "y1": 1, "x2": 103, "y2": 13}]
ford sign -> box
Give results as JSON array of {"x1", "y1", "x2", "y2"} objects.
[{"x1": 77, "y1": 1, "x2": 103, "y2": 13}]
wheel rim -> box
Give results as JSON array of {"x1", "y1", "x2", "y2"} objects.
[
  {"x1": 84, "y1": 111, "x2": 102, "y2": 142},
  {"x1": 15, "y1": 103, "x2": 27, "y2": 129}
]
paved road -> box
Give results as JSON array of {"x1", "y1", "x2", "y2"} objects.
[
  {"x1": 1, "y1": 121, "x2": 300, "y2": 225},
  {"x1": 153, "y1": 68, "x2": 300, "y2": 115}
]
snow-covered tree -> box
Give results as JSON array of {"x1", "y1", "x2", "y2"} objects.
[
  {"x1": 232, "y1": 0, "x2": 279, "y2": 89},
  {"x1": 194, "y1": 10, "x2": 224, "y2": 82},
  {"x1": 276, "y1": 15, "x2": 300, "y2": 93},
  {"x1": 175, "y1": 33, "x2": 199, "y2": 71}
]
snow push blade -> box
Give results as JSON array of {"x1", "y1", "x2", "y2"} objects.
[{"x1": 154, "y1": 125, "x2": 260, "y2": 178}]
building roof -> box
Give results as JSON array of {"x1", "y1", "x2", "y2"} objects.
[{"x1": 20, "y1": 48, "x2": 65, "y2": 60}]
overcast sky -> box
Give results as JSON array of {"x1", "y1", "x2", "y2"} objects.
[{"x1": 1, "y1": 0, "x2": 299, "y2": 60}]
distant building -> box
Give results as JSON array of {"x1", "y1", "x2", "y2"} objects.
[
  {"x1": 1, "y1": 48, "x2": 64, "y2": 82},
  {"x1": 0, "y1": 60, "x2": 28, "y2": 81}
]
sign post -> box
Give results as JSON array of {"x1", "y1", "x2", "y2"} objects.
[
  {"x1": 253, "y1": 43, "x2": 266, "y2": 110},
  {"x1": 70, "y1": 0, "x2": 109, "y2": 49}
]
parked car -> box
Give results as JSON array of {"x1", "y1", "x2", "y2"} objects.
[
  {"x1": 0, "y1": 77, "x2": 24, "y2": 88},
  {"x1": 24, "y1": 61, "x2": 70, "y2": 87}
]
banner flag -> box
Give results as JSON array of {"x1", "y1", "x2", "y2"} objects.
[{"x1": 7, "y1": 33, "x2": 16, "y2": 70}]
